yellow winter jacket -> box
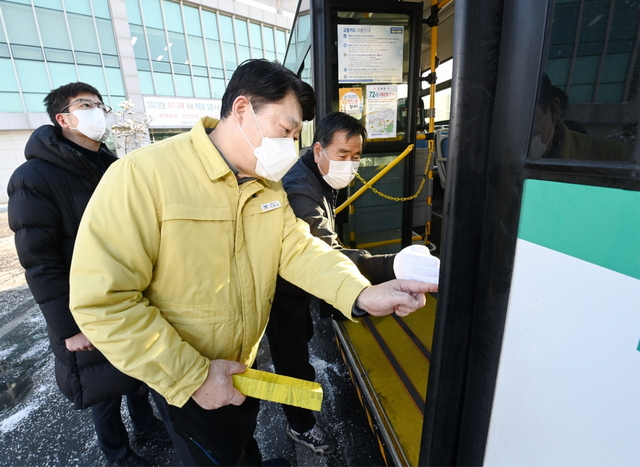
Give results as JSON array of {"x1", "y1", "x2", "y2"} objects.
[{"x1": 69, "y1": 117, "x2": 370, "y2": 407}]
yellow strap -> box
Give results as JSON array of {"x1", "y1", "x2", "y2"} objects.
[{"x1": 232, "y1": 368, "x2": 323, "y2": 411}]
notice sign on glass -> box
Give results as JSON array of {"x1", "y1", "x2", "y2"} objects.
[
  {"x1": 338, "y1": 25, "x2": 404, "y2": 84},
  {"x1": 366, "y1": 85, "x2": 398, "y2": 138},
  {"x1": 339, "y1": 87, "x2": 363, "y2": 119}
]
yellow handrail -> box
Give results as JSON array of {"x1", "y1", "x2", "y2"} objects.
[{"x1": 335, "y1": 144, "x2": 415, "y2": 215}]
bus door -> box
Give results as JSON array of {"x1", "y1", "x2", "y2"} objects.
[
  {"x1": 422, "y1": 1, "x2": 639, "y2": 465},
  {"x1": 308, "y1": 2, "x2": 442, "y2": 466},
  {"x1": 311, "y1": 0, "x2": 424, "y2": 253}
]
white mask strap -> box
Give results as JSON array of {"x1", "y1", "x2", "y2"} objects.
[
  {"x1": 318, "y1": 147, "x2": 330, "y2": 176},
  {"x1": 237, "y1": 122, "x2": 256, "y2": 150}
]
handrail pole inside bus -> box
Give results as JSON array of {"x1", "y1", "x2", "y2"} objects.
[
  {"x1": 335, "y1": 144, "x2": 415, "y2": 215},
  {"x1": 424, "y1": 0, "x2": 441, "y2": 247}
]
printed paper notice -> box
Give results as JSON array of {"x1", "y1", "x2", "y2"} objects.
[
  {"x1": 338, "y1": 25, "x2": 404, "y2": 83},
  {"x1": 339, "y1": 87, "x2": 363, "y2": 119},
  {"x1": 366, "y1": 85, "x2": 398, "y2": 138}
]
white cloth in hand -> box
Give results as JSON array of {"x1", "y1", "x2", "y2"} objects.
[{"x1": 393, "y1": 245, "x2": 440, "y2": 284}]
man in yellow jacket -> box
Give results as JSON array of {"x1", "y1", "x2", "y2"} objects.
[{"x1": 69, "y1": 59, "x2": 437, "y2": 466}]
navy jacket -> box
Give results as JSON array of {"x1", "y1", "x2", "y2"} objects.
[{"x1": 276, "y1": 150, "x2": 395, "y2": 303}]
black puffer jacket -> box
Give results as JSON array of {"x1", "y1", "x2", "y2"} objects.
[{"x1": 8, "y1": 125, "x2": 143, "y2": 409}]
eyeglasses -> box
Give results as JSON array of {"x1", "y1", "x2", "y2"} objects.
[{"x1": 60, "y1": 98, "x2": 112, "y2": 115}]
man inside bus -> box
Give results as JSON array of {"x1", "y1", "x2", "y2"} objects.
[
  {"x1": 68, "y1": 59, "x2": 438, "y2": 467},
  {"x1": 267, "y1": 111, "x2": 440, "y2": 454},
  {"x1": 529, "y1": 74, "x2": 633, "y2": 161}
]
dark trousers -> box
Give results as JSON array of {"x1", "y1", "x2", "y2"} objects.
[
  {"x1": 169, "y1": 397, "x2": 261, "y2": 466},
  {"x1": 152, "y1": 390, "x2": 196, "y2": 466},
  {"x1": 265, "y1": 293, "x2": 317, "y2": 434},
  {"x1": 90, "y1": 390, "x2": 154, "y2": 462}
]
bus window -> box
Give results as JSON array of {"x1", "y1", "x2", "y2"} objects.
[
  {"x1": 528, "y1": 0, "x2": 638, "y2": 161},
  {"x1": 421, "y1": 58, "x2": 453, "y2": 123}
]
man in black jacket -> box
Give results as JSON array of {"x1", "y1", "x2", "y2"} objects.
[
  {"x1": 266, "y1": 112, "x2": 439, "y2": 454},
  {"x1": 7, "y1": 82, "x2": 169, "y2": 466}
]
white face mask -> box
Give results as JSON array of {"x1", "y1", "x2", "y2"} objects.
[
  {"x1": 529, "y1": 108, "x2": 554, "y2": 159},
  {"x1": 319, "y1": 148, "x2": 360, "y2": 189},
  {"x1": 69, "y1": 107, "x2": 111, "y2": 142},
  {"x1": 237, "y1": 103, "x2": 298, "y2": 182}
]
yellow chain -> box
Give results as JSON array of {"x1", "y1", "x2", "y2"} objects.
[{"x1": 353, "y1": 146, "x2": 434, "y2": 202}]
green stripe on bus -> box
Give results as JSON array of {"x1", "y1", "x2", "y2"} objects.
[{"x1": 519, "y1": 179, "x2": 640, "y2": 280}]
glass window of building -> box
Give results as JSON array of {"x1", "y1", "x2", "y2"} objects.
[
  {"x1": 154, "y1": 71, "x2": 175, "y2": 96},
  {"x1": 23, "y1": 92, "x2": 48, "y2": 113},
  {"x1": 14, "y1": 60, "x2": 49, "y2": 93},
  {"x1": 250, "y1": 23, "x2": 263, "y2": 59},
  {"x1": 0, "y1": 0, "x2": 127, "y2": 114},
  {"x1": 131, "y1": 24, "x2": 150, "y2": 70},
  {"x1": 139, "y1": 71, "x2": 155, "y2": 95},
  {"x1": 92, "y1": 0, "x2": 111, "y2": 19},
  {"x1": 163, "y1": 1, "x2": 184, "y2": 33},
  {"x1": 49, "y1": 62, "x2": 79, "y2": 88},
  {"x1": 35, "y1": 8, "x2": 72, "y2": 50},
  {"x1": 219, "y1": 14, "x2": 237, "y2": 75},
  {"x1": 174, "y1": 74, "x2": 193, "y2": 97},
  {"x1": 235, "y1": 18, "x2": 251, "y2": 64},
  {"x1": 168, "y1": 32, "x2": 189, "y2": 69},
  {"x1": 3, "y1": 3, "x2": 40, "y2": 46},
  {"x1": 64, "y1": 0, "x2": 92, "y2": 16},
  {"x1": 183, "y1": 5, "x2": 202, "y2": 36},
  {"x1": 188, "y1": 36, "x2": 206, "y2": 67},
  {"x1": 263, "y1": 26, "x2": 276, "y2": 61},
  {"x1": 147, "y1": 27, "x2": 172, "y2": 73},
  {"x1": 0, "y1": 58, "x2": 20, "y2": 94},
  {"x1": 67, "y1": 14, "x2": 101, "y2": 53},
  {"x1": 193, "y1": 76, "x2": 211, "y2": 98},
  {"x1": 141, "y1": 0, "x2": 164, "y2": 29},
  {"x1": 0, "y1": 0, "x2": 291, "y2": 115},
  {"x1": 33, "y1": 0, "x2": 63, "y2": 8},
  {"x1": 126, "y1": 0, "x2": 143, "y2": 25},
  {"x1": 276, "y1": 29, "x2": 286, "y2": 62},
  {"x1": 202, "y1": 9, "x2": 224, "y2": 91},
  {"x1": 105, "y1": 68, "x2": 126, "y2": 97},
  {"x1": 96, "y1": 18, "x2": 118, "y2": 56}
]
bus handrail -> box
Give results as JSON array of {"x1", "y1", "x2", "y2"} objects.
[{"x1": 335, "y1": 144, "x2": 415, "y2": 215}]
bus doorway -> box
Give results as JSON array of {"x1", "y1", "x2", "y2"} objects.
[{"x1": 283, "y1": 0, "x2": 639, "y2": 465}]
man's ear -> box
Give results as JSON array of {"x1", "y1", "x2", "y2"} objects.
[
  {"x1": 231, "y1": 96, "x2": 251, "y2": 125},
  {"x1": 55, "y1": 113, "x2": 71, "y2": 129},
  {"x1": 313, "y1": 142, "x2": 322, "y2": 163}
]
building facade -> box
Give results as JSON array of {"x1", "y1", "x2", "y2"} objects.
[{"x1": 0, "y1": 0, "x2": 294, "y2": 202}]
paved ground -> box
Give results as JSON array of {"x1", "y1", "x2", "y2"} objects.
[{"x1": 0, "y1": 205, "x2": 384, "y2": 466}]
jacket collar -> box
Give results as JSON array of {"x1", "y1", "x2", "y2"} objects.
[
  {"x1": 25, "y1": 124, "x2": 116, "y2": 182},
  {"x1": 191, "y1": 117, "x2": 235, "y2": 182}
]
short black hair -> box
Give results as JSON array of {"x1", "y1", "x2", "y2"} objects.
[
  {"x1": 313, "y1": 112, "x2": 367, "y2": 149},
  {"x1": 44, "y1": 82, "x2": 104, "y2": 128},
  {"x1": 220, "y1": 59, "x2": 316, "y2": 121}
]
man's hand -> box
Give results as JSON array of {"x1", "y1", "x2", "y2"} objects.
[
  {"x1": 191, "y1": 359, "x2": 247, "y2": 410},
  {"x1": 65, "y1": 332, "x2": 95, "y2": 351},
  {"x1": 355, "y1": 280, "x2": 438, "y2": 317}
]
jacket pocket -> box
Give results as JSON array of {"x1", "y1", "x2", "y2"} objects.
[
  {"x1": 154, "y1": 205, "x2": 235, "y2": 304},
  {"x1": 158, "y1": 303, "x2": 236, "y2": 361}
]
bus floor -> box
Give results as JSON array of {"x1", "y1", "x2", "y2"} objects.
[
  {"x1": 256, "y1": 298, "x2": 387, "y2": 467},
  {"x1": 332, "y1": 293, "x2": 438, "y2": 467}
]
